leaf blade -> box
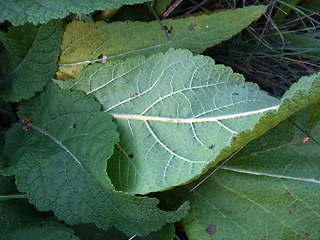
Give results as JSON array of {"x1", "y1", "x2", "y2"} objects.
[
  {"x1": 61, "y1": 49, "x2": 320, "y2": 194},
  {"x1": 0, "y1": 0, "x2": 151, "y2": 25},
  {"x1": 0, "y1": 20, "x2": 63, "y2": 102},
  {"x1": 0, "y1": 173, "x2": 79, "y2": 240},
  {"x1": 182, "y1": 101, "x2": 320, "y2": 239},
  {"x1": 2, "y1": 83, "x2": 189, "y2": 236},
  {"x1": 57, "y1": 6, "x2": 267, "y2": 79}
]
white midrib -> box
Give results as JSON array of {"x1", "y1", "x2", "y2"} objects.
[
  {"x1": 110, "y1": 105, "x2": 280, "y2": 123},
  {"x1": 221, "y1": 167, "x2": 320, "y2": 184}
]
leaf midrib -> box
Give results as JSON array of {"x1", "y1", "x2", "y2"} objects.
[
  {"x1": 110, "y1": 105, "x2": 280, "y2": 123},
  {"x1": 220, "y1": 167, "x2": 320, "y2": 184},
  {"x1": 0, "y1": 26, "x2": 40, "y2": 84}
]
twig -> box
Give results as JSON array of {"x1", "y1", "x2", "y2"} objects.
[
  {"x1": 180, "y1": 0, "x2": 209, "y2": 18},
  {"x1": 160, "y1": 0, "x2": 183, "y2": 20},
  {"x1": 128, "y1": 234, "x2": 136, "y2": 240}
]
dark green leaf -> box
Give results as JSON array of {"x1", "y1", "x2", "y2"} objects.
[
  {"x1": 0, "y1": 0, "x2": 152, "y2": 25},
  {"x1": 0, "y1": 174, "x2": 79, "y2": 240},
  {"x1": 0, "y1": 20, "x2": 63, "y2": 102}
]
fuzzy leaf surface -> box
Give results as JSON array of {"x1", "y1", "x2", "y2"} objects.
[
  {"x1": 61, "y1": 48, "x2": 320, "y2": 194},
  {"x1": 0, "y1": 174, "x2": 79, "y2": 240},
  {"x1": 57, "y1": 6, "x2": 266, "y2": 79},
  {"x1": 74, "y1": 223, "x2": 175, "y2": 240},
  {"x1": 0, "y1": 0, "x2": 151, "y2": 25},
  {"x1": 0, "y1": 20, "x2": 63, "y2": 102},
  {"x1": 182, "y1": 101, "x2": 320, "y2": 240},
  {"x1": 1, "y1": 83, "x2": 188, "y2": 236}
]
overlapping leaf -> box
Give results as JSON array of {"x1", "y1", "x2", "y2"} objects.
[
  {"x1": 57, "y1": 6, "x2": 266, "y2": 79},
  {"x1": 182, "y1": 101, "x2": 320, "y2": 239},
  {"x1": 60, "y1": 48, "x2": 320, "y2": 194},
  {"x1": 0, "y1": 20, "x2": 63, "y2": 102},
  {"x1": 0, "y1": 174, "x2": 79, "y2": 240},
  {"x1": 0, "y1": 0, "x2": 151, "y2": 25},
  {"x1": 1, "y1": 83, "x2": 189, "y2": 236},
  {"x1": 74, "y1": 223, "x2": 175, "y2": 240}
]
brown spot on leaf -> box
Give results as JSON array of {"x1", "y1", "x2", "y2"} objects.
[
  {"x1": 292, "y1": 203, "x2": 297, "y2": 208},
  {"x1": 289, "y1": 210, "x2": 293, "y2": 215},
  {"x1": 285, "y1": 190, "x2": 291, "y2": 195},
  {"x1": 227, "y1": 210, "x2": 232, "y2": 214},
  {"x1": 246, "y1": 207, "x2": 251, "y2": 211},
  {"x1": 305, "y1": 233, "x2": 310, "y2": 237},
  {"x1": 232, "y1": 136, "x2": 237, "y2": 140},
  {"x1": 206, "y1": 224, "x2": 216, "y2": 235},
  {"x1": 128, "y1": 154, "x2": 134, "y2": 158},
  {"x1": 208, "y1": 145, "x2": 214, "y2": 149}
]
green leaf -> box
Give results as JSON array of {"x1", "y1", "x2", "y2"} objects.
[
  {"x1": 60, "y1": 48, "x2": 320, "y2": 194},
  {"x1": 0, "y1": 20, "x2": 63, "y2": 102},
  {"x1": 0, "y1": 0, "x2": 151, "y2": 25},
  {"x1": 182, "y1": 101, "x2": 320, "y2": 239},
  {"x1": 57, "y1": 5, "x2": 266, "y2": 79},
  {"x1": 1, "y1": 83, "x2": 188, "y2": 236},
  {"x1": 0, "y1": 174, "x2": 79, "y2": 240},
  {"x1": 74, "y1": 223, "x2": 175, "y2": 240}
]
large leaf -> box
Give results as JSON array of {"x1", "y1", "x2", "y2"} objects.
[
  {"x1": 59, "y1": 48, "x2": 320, "y2": 194},
  {"x1": 0, "y1": 0, "x2": 151, "y2": 25},
  {"x1": 1, "y1": 83, "x2": 189, "y2": 236},
  {"x1": 57, "y1": 5, "x2": 266, "y2": 80},
  {"x1": 0, "y1": 20, "x2": 63, "y2": 102},
  {"x1": 0, "y1": 174, "x2": 79, "y2": 240},
  {"x1": 182, "y1": 101, "x2": 320, "y2": 239}
]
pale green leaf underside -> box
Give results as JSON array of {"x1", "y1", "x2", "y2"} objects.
[
  {"x1": 0, "y1": 20, "x2": 63, "y2": 102},
  {"x1": 1, "y1": 83, "x2": 188, "y2": 236},
  {"x1": 66, "y1": 50, "x2": 320, "y2": 194},
  {"x1": 182, "y1": 101, "x2": 320, "y2": 240},
  {"x1": 0, "y1": 0, "x2": 151, "y2": 25},
  {"x1": 61, "y1": 49, "x2": 320, "y2": 194},
  {"x1": 57, "y1": 5, "x2": 266, "y2": 80}
]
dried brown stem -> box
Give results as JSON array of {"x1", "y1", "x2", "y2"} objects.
[{"x1": 160, "y1": 0, "x2": 183, "y2": 20}]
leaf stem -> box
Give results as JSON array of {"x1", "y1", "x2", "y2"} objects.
[
  {"x1": 0, "y1": 194, "x2": 27, "y2": 201},
  {"x1": 148, "y1": 3, "x2": 171, "y2": 40}
]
